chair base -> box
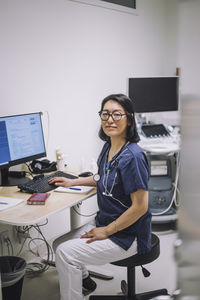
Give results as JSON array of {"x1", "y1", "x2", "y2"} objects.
[
  {"x1": 89, "y1": 288, "x2": 168, "y2": 300},
  {"x1": 89, "y1": 270, "x2": 114, "y2": 280}
]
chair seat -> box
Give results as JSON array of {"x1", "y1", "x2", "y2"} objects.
[
  {"x1": 89, "y1": 233, "x2": 168, "y2": 300},
  {"x1": 111, "y1": 233, "x2": 160, "y2": 267}
]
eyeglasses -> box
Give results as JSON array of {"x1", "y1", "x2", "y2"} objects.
[{"x1": 99, "y1": 111, "x2": 126, "y2": 122}]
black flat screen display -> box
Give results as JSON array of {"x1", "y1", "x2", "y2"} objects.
[{"x1": 129, "y1": 77, "x2": 179, "y2": 113}]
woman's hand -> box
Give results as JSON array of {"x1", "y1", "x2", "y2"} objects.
[
  {"x1": 81, "y1": 227, "x2": 109, "y2": 243},
  {"x1": 48, "y1": 174, "x2": 96, "y2": 187},
  {"x1": 48, "y1": 177, "x2": 74, "y2": 187}
]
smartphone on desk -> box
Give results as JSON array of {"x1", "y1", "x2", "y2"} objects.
[{"x1": 27, "y1": 193, "x2": 50, "y2": 205}]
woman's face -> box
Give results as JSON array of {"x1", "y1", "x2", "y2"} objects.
[{"x1": 101, "y1": 100, "x2": 129, "y2": 140}]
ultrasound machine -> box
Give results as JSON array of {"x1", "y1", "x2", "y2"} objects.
[{"x1": 128, "y1": 76, "x2": 180, "y2": 224}]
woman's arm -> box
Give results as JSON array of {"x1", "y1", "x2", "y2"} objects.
[
  {"x1": 48, "y1": 175, "x2": 96, "y2": 187},
  {"x1": 106, "y1": 189, "x2": 148, "y2": 234},
  {"x1": 81, "y1": 189, "x2": 148, "y2": 243}
]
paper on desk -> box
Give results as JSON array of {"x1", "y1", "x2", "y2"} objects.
[
  {"x1": 0, "y1": 197, "x2": 24, "y2": 211},
  {"x1": 54, "y1": 186, "x2": 94, "y2": 194}
]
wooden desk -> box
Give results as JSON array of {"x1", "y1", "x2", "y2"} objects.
[{"x1": 0, "y1": 186, "x2": 96, "y2": 226}]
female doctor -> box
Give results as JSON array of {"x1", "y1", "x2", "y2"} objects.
[{"x1": 49, "y1": 93, "x2": 151, "y2": 300}]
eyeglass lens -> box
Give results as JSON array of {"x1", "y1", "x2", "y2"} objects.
[{"x1": 100, "y1": 112, "x2": 123, "y2": 121}]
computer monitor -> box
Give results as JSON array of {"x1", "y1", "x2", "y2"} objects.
[
  {"x1": 0, "y1": 112, "x2": 46, "y2": 186},
  {"x1": 128, "y1": 76, "x2": 179, "y2": 113}
]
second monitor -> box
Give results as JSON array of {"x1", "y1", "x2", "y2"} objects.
[{"x1": 128, "y1": 76, "x2": 179, "y2": 113}]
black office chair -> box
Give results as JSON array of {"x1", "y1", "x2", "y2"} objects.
[{"x1": 89, "y1": 233, "x2": 168, "y2": 300}]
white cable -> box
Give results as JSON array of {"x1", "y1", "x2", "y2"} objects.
[
  {"x1": 174, "y1": 186, "x2": 180, "y2": 207},
  {"x1": 173, "y1": 152, "x2": 180, "y2": 207}
]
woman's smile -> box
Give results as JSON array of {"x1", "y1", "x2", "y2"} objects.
[{"x1": 105, "y1": 125, "x2": 117, "y2": 129}]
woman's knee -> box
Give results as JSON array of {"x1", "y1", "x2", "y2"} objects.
[
  {"x1": 52, "y1": 232, "x2": 71, "y2": 253},
  {"x1": 55, "y1": 243, "x2": 71, "y2": 265},
  {"x1": 55, "y1": 239, "x2": 79, "y2": 262}
]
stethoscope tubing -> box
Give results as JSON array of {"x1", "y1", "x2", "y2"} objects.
[{"x1": 97, "y1": 145, "x2": 129, "y2": 209}]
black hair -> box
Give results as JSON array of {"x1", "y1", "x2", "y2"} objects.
[{"x1": 98, "y1": 93, "x2": 140, "y2": 143}]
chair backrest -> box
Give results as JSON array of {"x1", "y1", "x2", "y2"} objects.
[{"x1": 111, "y1": 233, "x2": 160, "y2": 267}]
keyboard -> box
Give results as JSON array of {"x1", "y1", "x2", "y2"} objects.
[
  {"x1": 18, "y1": 171, "x2": 78, "y2": 193},
  {"x1": 141, "y1": 124, "x2": 170, "y2": 138}
]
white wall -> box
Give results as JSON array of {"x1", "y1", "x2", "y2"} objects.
[
  {"x1": 0, "y1": 0, "x2": 179, "y2": 170},
  {"x1": 0, "y1": 0, "x2": 180, "y2": 253}
]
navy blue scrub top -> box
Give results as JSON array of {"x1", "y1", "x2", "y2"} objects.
[{"x1": 95, "y1": 142, "x2": 152, "y2": 253}]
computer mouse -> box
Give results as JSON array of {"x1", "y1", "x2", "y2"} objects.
[{"x1": 78, "y1": 171, "x2": 93, "y2": 177}]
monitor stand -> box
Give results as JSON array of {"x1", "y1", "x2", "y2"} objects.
[{"x1": 0, "y1": 167, "x2": 30, "y2": 187}]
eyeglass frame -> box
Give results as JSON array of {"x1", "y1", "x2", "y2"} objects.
[{"x1": 98, "y1": 110, "x2": 127, "y2": 122}]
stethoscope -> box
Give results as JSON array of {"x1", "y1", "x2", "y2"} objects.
[
  {"x1": 93, "y1": 144, "x2": 129, "y2": 209},
  {"x1": 102, "y1": 160, "x2": 117, "y2": 197}
]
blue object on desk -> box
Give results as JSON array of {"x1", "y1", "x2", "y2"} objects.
[{"x1": 69, "y1": 187, "x2": 82, "y2": 191}]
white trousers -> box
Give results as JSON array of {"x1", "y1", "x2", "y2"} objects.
[{"x1": 53, "y1": 218, "x2": 137, "y2": 300}]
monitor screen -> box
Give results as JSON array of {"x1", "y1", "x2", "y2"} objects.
[
  {"x1": 0, "y1": 112, "x2": 46, "y2": 186},
  {"x1": 128, "y1": 77, "x2": 179, "y2": 113}
]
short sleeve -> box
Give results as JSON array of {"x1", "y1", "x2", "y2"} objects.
[
  {"x1": 97, "y1": 143, "x2": 109, "y2": 167},
  {"x1": 119, "y1": 151, "x2": 149, "y2": 195}
]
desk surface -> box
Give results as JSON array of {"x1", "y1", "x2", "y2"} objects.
[{"x1": 0, "y1": 186, "x2": 96, "y2": 226}]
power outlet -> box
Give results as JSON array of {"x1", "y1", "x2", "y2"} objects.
[{"x1": 0, "y1": 230, "x2": 9, "y2": 243}]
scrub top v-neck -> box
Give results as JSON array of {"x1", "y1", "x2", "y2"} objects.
[{"x1": 95, "y1": 142, "x2": 152, "y2": 254}]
